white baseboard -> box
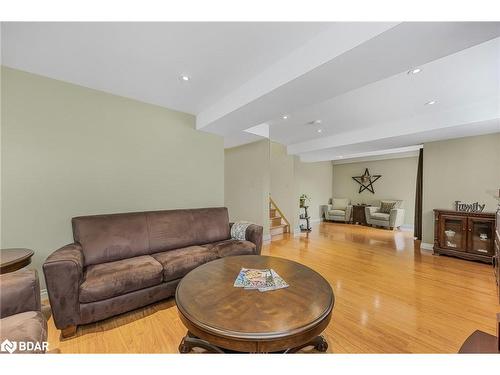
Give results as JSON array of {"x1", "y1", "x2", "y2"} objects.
[
  {"x1": 420, "y1": 242, "x2": 434, "y2": 251},
  {"x1": 263, "y1": 233, "x2": 271, "y2": 244},
  {"x1": 40, "y1": 288, "x2": 48, "y2": 301},
  {"x1": 400, "y1": 224, "x2": 413, "y2": 231}
]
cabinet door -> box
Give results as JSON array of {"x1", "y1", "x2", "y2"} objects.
[
  {"x1": 439, "y1": 214, "x2": 467, "y2": 251},
  {"x1": 467, "y1": 217, "x2": 495, "y2": 256}
]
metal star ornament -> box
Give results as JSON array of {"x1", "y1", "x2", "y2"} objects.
[{"x1": 352, "y1": 168, "x2": 381, "y2": 194}]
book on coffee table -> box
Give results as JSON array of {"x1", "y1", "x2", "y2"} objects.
[{"x1": 234, "y1": 268, "x2": 289, "y2": 292}]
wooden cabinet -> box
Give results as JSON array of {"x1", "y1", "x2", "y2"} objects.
[
  {"x1": 351, "y1": 204, "x2": 369, "y2": 225},
  {"x1": 434, "y1": 209, "x2": 495, "y2": 263}
]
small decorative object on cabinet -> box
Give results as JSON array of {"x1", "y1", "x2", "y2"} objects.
[
  {"x1": 433, "y1": 209, "x2": 495, "y2": 263},
  {"x1": 300, "y1": 206, "x2": 312, "y2": 232}
]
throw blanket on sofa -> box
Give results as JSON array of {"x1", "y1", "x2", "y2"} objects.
[{"x1": 231, "y1": 221, "x2": 253, "y2": 240}]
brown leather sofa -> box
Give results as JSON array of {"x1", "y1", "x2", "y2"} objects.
[
  {"x1": 0, "y1": 270, "x2": 48, "y2": 353},
  {"x1": 43, "y1": 207, "x2": 262, "y2": 337}
]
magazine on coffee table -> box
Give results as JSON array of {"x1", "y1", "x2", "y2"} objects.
[{"x1": 234, "y1": 268, "x2": 289, "y2": 292}]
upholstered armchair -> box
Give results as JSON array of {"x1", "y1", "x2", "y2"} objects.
[
  {"x1": 322, "y1": 198, "x2": 352, "y2": 223},
  {"x1": 365, "y1": 200, "x2": 405, "y2": 230},
  {"x1": 0, "y1": 270, "x2": 48, "y2": 353}
]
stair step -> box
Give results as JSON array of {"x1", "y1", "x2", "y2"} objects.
[
  {"x1": 269, "y1": 208, "x2": 277, "y2": 218},
  {"x1": 270, "y1": 224, "x2": 289, "y2": 236},
  {"x1": 271, "y1": 217, "x2": 282, "y2": 226}
]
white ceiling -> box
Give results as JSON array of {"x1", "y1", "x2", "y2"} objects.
[
  {"x1": 1, "y1": 22, "x2": 331, "y2": 114},
  {"x1": 2, "y1": 22, "x2": 500, "y2": 162}
]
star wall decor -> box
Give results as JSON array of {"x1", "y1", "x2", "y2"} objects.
[{"x1": 352, "y1": 168, "x2": 382, "y2": 194}]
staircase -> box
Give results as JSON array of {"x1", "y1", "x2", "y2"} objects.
[{"x1": 269, "y1": 197, "x2": 290, "y2": 237}]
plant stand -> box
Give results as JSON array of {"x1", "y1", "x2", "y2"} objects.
[{"x1": 300, "y1": 206, "x2": 312, "y2": 232}]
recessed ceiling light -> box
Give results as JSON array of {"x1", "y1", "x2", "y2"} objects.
[
  {"x1": 408, "y1": 68, "x2": 422, "y2": 75},
  {"x1": 425, "y1": 100, "x2": 437, "y2": 105},
  {"x1": 180, "y1": 75, "x2": 190, "y2": 82},
  {"x1": 317, "y1": 129, "x2": 323, "y2": 133},
  {"x1": 282, "y1": 115, "x2": 288, "y2": 120}
]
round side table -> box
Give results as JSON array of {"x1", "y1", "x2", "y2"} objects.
[{"x1": 0, "y1": 248, "x2": 34, "y2": 274}]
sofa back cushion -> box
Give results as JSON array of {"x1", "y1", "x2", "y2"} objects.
[
  {"x1": 331, "y1": 198, "x2": 350, "y2": 211},
  {"x1": 380, "y1": 200, "x2": 403, "y2": 208},
  {"x1": 147, "y1": 207, "x2": 230, "y2": 253},
  {"x1": 72, "y1": 212, "x2": 149, "y2": 266},
  {"x1": 72, "y1": 207, "x2": 231, "y2": 266}
]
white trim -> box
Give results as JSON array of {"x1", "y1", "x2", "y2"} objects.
[
  {"x1": 400, "y1": 224, "x2": 414, "y2": 231},
  {"x1": 40, "y1": 288, "x2": 48, "y2": 301},
  {"x1": 263, "y1": 233, "x2": 271, "y2": 244},
  {"x1": 420, "y1": 242, "x2": 434, "y2": 251}
]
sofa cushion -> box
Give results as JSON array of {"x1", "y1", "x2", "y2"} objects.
[
  {"x1": 151, "y1": 246, "x2": 218, "y2": 282},
  {"x1": 203, "y1": 239, "x2": 256, "y2": 257},
  {"x1": 380, "y1": 201, "x2": 396, "y2": 214},
  {"x1": 0, "y1": 311, "x2": 47, "y2": 353},
  {"x1": 371, "y1": 212, "x2": 390, "y2": 221},
  {"x1": 72, "y1": 212, "x2": 150, "y2": 266},
  {"x1": 147, "y1": 207, "x2": 231, "y2": 253},
  {"x1": 381, "y1": 200, "x2": 402, "y2": 208},
  {"x1": 328, "y1": 209, "x2": 346, "y2": 216},
  {"x1": 331, "y1": 198, "x2": 349, "y2": 211},
  {"x1": 79, "y1": 255, "x2": 163, "y2": 303}
]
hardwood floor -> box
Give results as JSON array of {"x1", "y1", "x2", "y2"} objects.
[{"x1": 46, "y1": 222, "x2": 499, "y2": 353}]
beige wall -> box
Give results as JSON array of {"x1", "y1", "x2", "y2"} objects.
[
  {"x1": 332, "y1": 157, "x2": 418, "y2": 225},
  {"x1": 270, "y1": 141, "x2": 332, "y2": 231},
  {"x1": 224, "y1": 139, "x2": 270, "y2": 237},
  {"x1": 422, "y1": 133, "x2": 500, "y2": 244},
  {"x1": 270, "y1": 142, "x2": 296, "y2": 226},
  {"x1": 294, "y1": 159, "x2": 333, "y2": 225},
  {"x1": 1, "y1": 67, "x2": 225, "y2": 288}
]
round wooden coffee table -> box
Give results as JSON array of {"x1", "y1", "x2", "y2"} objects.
[
  {"x1": 175, "y1": 255, "x2": 334, "y2": 353},
  {"x1": 0, "y1": 248, "x2": 34, "y2": 274}
]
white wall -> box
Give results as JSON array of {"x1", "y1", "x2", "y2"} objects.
[{"x1": 1, "y1": 67, "x2": 225, "y2": 287}]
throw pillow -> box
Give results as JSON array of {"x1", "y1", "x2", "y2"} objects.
[{"x1": 380, "y1": 201, "x2": 396, "y2": 214}]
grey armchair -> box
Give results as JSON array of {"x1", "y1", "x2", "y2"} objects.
[
  {"x1": 365, "y1": 200, "x2": 405, "y2": 230},
  {"x1": 0, "y1": 269, "x2": 48, "y2": 353},
  {"x1": 322, "y1": 198, "x2": 352, "y2": 223}
]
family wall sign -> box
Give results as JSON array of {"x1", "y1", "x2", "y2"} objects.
[{"x1": 454, "y1": 200, "x2": 485, "y2": 213}]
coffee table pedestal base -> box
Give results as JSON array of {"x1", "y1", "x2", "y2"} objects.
[{"x1": 178, "y1": 331, "x2": 328, "y2": 354}]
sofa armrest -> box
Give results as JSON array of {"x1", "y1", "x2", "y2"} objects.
[
  {"x1": 345, "y1": 205, "x2": 353, "y2": 221},
  {"x1": 42, "y1": 243, "x2": 84, "y2": 329},
  {"x1": 365, "y1": 206, "x2": 379, "y2": 217},
  {"x1": 229, "y1": 222, "x2": 263, "y2": 255},
  {"x1": 319, "y1": 205, "x2": 331, "y2": 220},
  {"x1": 246, "y1": 224, "x2": 263, "y2": 255},
  {"x1": 389, "y1": 208, "x2": 405, "y2": 228},
  {"x1": 0, "y1": 269, "x2": 41, "y2": 319}
]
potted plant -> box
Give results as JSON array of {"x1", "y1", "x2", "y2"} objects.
[{"x1": 299, "y1": 194, "x2": 310, "y2": 207}]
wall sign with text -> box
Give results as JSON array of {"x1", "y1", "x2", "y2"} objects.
[{"x1": 454, "y1": 200, "x2": 485, "y2": 213}]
